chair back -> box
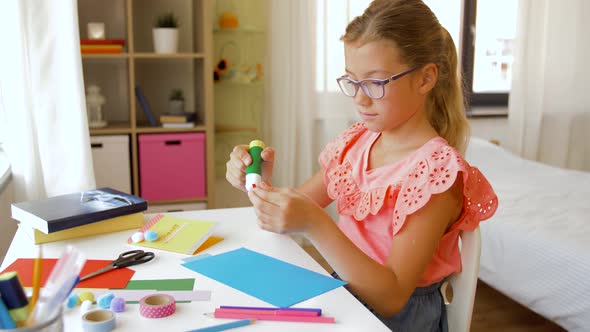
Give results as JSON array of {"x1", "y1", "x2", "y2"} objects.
[{"x1": 446, "y1": 227, "x2": 481, "y2": 332}]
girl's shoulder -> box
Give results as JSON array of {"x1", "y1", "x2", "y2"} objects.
[
  {"x1": 318, "y1": 122, "x2": 368, "y2": 169},
  {"x1": 392, "y1": 137, "x2": 498, "y2": 234}
]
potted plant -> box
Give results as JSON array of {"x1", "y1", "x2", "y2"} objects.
[
  {"x1": 169, "y1": 89, "x2": 185, "y2": 115},
  {"x1": 153, "y1": 12, "x2": 179, "y2": 54}
]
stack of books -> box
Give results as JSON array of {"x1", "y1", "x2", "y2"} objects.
[
  {"x1": 11, "y1": 188, "x2": 147, "y2": 244},
  {"x1": 81, "y1": 39, "x2": 125, "y2": 54},
  {"x1": 160, "y1": 112, "x2": 197, "y2": 128}
]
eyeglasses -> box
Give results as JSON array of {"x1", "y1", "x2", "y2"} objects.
[{"x1": 336, "y1": 67, "x2": 417, "y2": 100}]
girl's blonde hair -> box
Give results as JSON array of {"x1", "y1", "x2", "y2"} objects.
[{"x1": 341, "y1": 0, "x2": 470, "y2": 153}]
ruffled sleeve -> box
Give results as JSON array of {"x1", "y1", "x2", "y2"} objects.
[{"x1": 391, "y1": 143, "x2": 498, "y2": 236}]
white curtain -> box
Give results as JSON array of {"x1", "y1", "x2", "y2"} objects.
[
  {"x1": 507, "y1": 0, "x2": 590, "y2": 171},
  {"x1": 265, "y1": 0, "x2": 317, "y2": 187},
  {"x1": 0, "y1": 0, "x2": 95, "y2": 202}
]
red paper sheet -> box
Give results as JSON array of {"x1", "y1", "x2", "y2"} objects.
[{"x1": 1, "y1": 259, "x2": 135, "y2": 289}]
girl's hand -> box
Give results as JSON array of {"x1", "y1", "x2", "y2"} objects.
[
  {"x1": 226, "y1": 145, "x2": 275, "y2": 192},
  {"x1": 248, "y1": 182, "x2": 327, "y2": 234}
]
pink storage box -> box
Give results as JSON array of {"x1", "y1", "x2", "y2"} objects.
[{"x1": 139, "y1": 133, "x2": 206, "y2": 201}]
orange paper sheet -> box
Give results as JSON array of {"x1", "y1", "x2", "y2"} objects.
[{"x1": 1, "y1": 259, "x2": 135, "y2": 289}]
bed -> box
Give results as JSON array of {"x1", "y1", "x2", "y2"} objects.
[{"x1": 465, "y1": 137, "x2": 590, "y2": 332}]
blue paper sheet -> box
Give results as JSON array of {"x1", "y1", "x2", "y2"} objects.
[{"x1": 181, "y1": 247, "x2": 347, "y2": 307}]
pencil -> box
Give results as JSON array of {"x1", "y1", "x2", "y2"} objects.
[
  {"x1": 187, "y1": 318, "x2": 255, "y2": 332},
  {"x1": 211, "y1": 310, "x2": 335, "y2": 323},
  {"x1": 30, "y1": 246, "x2": 42, "y2": 312}
]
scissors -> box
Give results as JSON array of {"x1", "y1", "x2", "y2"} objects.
[{"x1": 80, "y1": 250, "x2": 155, "y2": 281}]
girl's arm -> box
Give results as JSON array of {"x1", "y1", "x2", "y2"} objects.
[
  {"x1": 297, "y1": 170, "x2": 333, "y2": 208},
  {"x1": 249, "y1": 170, "x2": 462, "y2": 316},
  {"x1": 306, "y1": 178, "x2": 463, "y2": 317}
]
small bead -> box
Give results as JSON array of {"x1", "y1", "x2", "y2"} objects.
[
  {"x1": 66, "y1": 294, "x2": 80, "y2": 308},
  {"x1": 144, "y1": 230, "x2": 159, "y2": 242},
  {"x1": 78, "y1": 291, "x2": 95, "y2": 303},
  {"x1": 97, "y1": 292, "x2": 115, "y2": 309},
  {"x1": 80, "y1": 300, "x2": 93, "y2": 313},
  {"x1": 110, "y1": 297, "x2": 126, "y2": 312},
  {"x1": 131, "y1": 231, "x2": 145, "y2": 243}
]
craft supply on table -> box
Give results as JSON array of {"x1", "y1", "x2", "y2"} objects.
[
  {"x1": 81, "y1": 309, "x2": 116, "y2": 332},
  {"x1": 97, "y1": 292, "x2": 115, "y2": 309},
  {"x1": 128, "y1": 214, "x2": 217, "y2": 255},
  {"x1": 139, "y1": 294, "x2": 176, "y2": 318},
  {"x1": 110, "y1": 297, "x2": 125, "y2": 313},
  {"x1": 209, "y1": 310, "x2": 335, "y2": 323},
  {"x1": 28, "y1": 245, "x2": 86, "y2": 327},
  {"x1": 181, "y1": 247, "x2": 346, "y2": 307},
  {"x1": 219, "y1": 305, "x2": 322, "y2": 315},
  {"x1": 0, "y1": 296, "x2": 17, "y2": 329},
  {"x1": 67, "y1": 293, "x2": 80, "y2": 308},
  {"x1": 79, "y1": 250, "x2": 155, "y2": 282},
  {"x1": 92, "y1": 289, "x2": 211, "y2": 302},
  {"x1": 187, "y1": 318, "x2": 255, "y2": 332},
  {"x1": 1, "y1": 258, "x2": 135, "y2": 289},
  {"x1": 0, "y1": 271, "x2": 29, "y2": 323},
  {"x1": 81, "y1": 300, "x2": 93, "y2": 313}
]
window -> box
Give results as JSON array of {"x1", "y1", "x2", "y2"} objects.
[
  {"x1": 462, "y1": 0, "x2": 518, "y2": 107},
  {"x1": 315, "y1": 0, "x2": 519, "y2": 112}
]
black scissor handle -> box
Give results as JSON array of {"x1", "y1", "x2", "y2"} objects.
[{"x1": 115, "y1": 250, "x2": 155, "y2": 268}]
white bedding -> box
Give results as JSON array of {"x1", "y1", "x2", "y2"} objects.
[{"x1": 465, "y1": 137, "x2": 590, "y2": 331}]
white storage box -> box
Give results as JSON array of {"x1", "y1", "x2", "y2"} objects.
[{"x1": 90, "y1": 135, "x2": 131, "y2": 193}]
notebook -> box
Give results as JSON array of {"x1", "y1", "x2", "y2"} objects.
[
  {"x1": 20, "y1": 212, "x2": 144, "y2": 244},
  {"x1": 128, "y1": 214, "x2": 217, "y2": 255},
  {"x1": 11, "y1": 188, "x2": 147, "y2": 233}
]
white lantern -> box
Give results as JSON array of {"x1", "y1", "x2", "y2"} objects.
[{"x1": 86, "y1": 84, "x2": 107, "y2": 128}]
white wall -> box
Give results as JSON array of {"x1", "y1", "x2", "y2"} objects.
[
  {"x1": 0, "y1": 178, "x2": 16, "y2": 262},
  {"x1": 469, "y1": 116, "x2": 509, "y2": 145}
]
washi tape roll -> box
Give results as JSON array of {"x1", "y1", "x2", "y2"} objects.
[
  {"x1": 81, "y1": 309, "x2": 116, "y2": 332},
  {"x1": 139, "y1": 294, "x2": 175, "y2": 318}
]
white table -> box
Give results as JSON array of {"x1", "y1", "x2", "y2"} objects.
[{"x1": 1, "y1": 207, "x2": 388, "y2": 331}]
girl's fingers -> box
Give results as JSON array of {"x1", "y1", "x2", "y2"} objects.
[{"x1": 261, "y1": 147, "x2": 275, "y2": 162}]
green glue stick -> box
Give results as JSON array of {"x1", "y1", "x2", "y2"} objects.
[{"x1": 246, "y1": 140, "x2": 265, "y2": 191}]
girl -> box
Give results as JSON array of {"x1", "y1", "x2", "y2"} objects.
[{"x1": 225, "y1": 0, "x2": 498, "y2": 330}]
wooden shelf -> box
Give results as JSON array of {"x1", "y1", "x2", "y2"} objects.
[
  {"x1": 89, "y1": 122, "x2": 132, "y2": 135},
  {"x1": 133, "y1": 53, "x2": 205, "y2": 59},
  {"x1": 80, "y1": 0, "x2": 216, "y2": 208},
  {"x1": 214, "y1": 80, "x2": 263, "y2": 88},
  {"x1": 82, "y1": 53, "x2": 129, "y2": 59},
  {"x1": 135, "y1": 125, "x2": 207, "y2": 133},
  {"x1": 148, "y1": 197, "x2": 208, "y2": 205},
  {"x1": 213, "y1": 27, "x2": 265, "y2": 34}
]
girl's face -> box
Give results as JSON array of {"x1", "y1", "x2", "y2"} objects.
[{"x1": 343, "y1": 40, "x2": 429, "y2": 134}]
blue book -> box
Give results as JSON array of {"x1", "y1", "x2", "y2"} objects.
[
  {"x1": 11, "y1": 188, "x2": 147, "y2": 233},
  {"x1": 135, "y1": 85, "x2": 157, "y2": 127}
]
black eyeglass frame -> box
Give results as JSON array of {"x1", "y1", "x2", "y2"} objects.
[{"x1": 336, "y1": 67, "x2": 418, "y2": 100}]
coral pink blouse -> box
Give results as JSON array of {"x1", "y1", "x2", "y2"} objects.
[{"x1": 319, "y1": 123, "x2": 498, "y2": 286}]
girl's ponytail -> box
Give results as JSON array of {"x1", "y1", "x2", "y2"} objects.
[{"x1": 427, "y1": 28, "x2": 470, "y2": 154}]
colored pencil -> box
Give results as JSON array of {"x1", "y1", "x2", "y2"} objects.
[
  {"x1": 219, "y1": 305, "x2": 322, "y2": 315},
  {"x1": 216, "y1": 308, "x2": 319, "y2": 317},
  {"x1": 30, "y1": 246, "x2": 42, "y2": 311},
  {"x1": 187, "y1": 318, "x2": 255, "y2": 332},
  {"x1": 212, "y1": 310, "x2": 335, "y2": 323}
]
